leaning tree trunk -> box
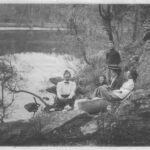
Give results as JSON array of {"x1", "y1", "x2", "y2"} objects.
[
  {"x1": 1, "y1": 83, "x2": 5, "y2": 123},
  {"x1": 99, "y1": 5, "x2": 114, "y2": 45},
  {"x1": 132, "y1": 5, "x2": 142, "y2": 42}
]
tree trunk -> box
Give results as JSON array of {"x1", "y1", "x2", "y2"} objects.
[
  {"x1": 113, "y1": 21, "x2": 122, "y2": 51},
  {"x1": 1, "y1": 83, "x2": 4, "y2": 123},
  {"x1": 132, "y1": 6, "x2": 141, "y2": 42},
  {"x1": 99, "y1": 5, "x2": 114, "y2": 45}
]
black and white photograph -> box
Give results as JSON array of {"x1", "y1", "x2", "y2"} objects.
[{"x1": 0, "y1": 2, "x2": 149, "y2": 146}]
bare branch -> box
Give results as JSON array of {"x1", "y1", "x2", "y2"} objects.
[{"x1": 9, "y1": 88, "x2": 50, "y2": 107}]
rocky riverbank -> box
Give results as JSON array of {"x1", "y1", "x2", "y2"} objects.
[{"x1": 1, "y1": 89, "x2": 150, "y2": 146}]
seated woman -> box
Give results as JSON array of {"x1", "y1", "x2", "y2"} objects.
[
  {"x1": 98, "y1": 69, "x2": 138, "y2": 102},
  {"x1": 93, "y1": 75, "x2": 107, "y2": 97},
  {"x1": 54, "y1": 70, "x2": 76, "y2": 111}
]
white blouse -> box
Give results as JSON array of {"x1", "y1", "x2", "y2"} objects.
[
  {"x1": 56, "y1": 80, "x2": 76, "y2": 99},
  {"x1": 112, "y1": 79, "x2": 134, "y2": 99}
]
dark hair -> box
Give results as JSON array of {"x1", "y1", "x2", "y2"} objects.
[
  {"x1": 63, "y1": 70, "x2": 71, "y2": 77},
  {"x1": 96, "y1": 75, "x2": 107, "y2": 86},
  {"x1": 130, "y1": 69, "x2": 138, "y2": 82}
]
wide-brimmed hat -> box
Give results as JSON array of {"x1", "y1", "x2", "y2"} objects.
[{"x1": 108, "y1": 65, "x2": 121, "y2": 71}]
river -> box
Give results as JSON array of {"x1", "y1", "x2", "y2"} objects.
[{"x1": 4, "y1": 52, "x2": 81, "y2": 122}]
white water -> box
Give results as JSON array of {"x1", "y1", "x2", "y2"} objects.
[{"x1": 4, "y1": 52, "x2": 81, "y2": 122}]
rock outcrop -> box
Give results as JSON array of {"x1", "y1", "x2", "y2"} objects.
[
  {"x1": 49, "y1": 77, "x2": 63, "y2": 85},
  {"x1": 1, "y1": 89, "x2": 150, "y2": 146}
]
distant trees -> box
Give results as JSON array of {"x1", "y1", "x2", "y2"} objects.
[
  {"x1": 0, "y1": 4, "x2": 71, "y2": 26},
  {"x1": 99, "y1": 4, "x2": 150, "y2": 54},
  {"x1": 0, "y1": 4, "x2": 149, "y2": 61},
  {"x1": 65, "y1": 5, "x2": 106, "y2": 66},
  {"x1": 65, "y1": 4, "x2": 150, "y2": 65}
]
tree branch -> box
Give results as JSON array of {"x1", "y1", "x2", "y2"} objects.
[{"x1": 9, "y1": 89, "x2": 50, "y2": 107}]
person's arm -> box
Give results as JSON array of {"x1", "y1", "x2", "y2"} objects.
[
  {"x1": 68, "y1": 82, "x2": 76, "y2": 99},
  {"x1": 113, "y1": 79, "x2": 134, "y2": 99},
  {"x1": 56, "y1": 82, "x2": 63, "y2": 99},
  {"x1": 113, "y1": 89, "x2": 122, "y2": 93}
]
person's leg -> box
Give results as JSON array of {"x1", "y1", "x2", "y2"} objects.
[
  {"x1": 97, "y1": 98, "x2": 110, "y2": 112},
  {"x1": 92, "y1": 88, "x2": 96, "y2": 97},
  {"x1": 100, "y1": 87, "x2": 112, "y2": 101},
  {"x1": 54, "y1": 98, "x2": 67, "y2": 110},
  {"x1": 62, "y1": 97, "x2": 75, "y2": 109},
  {"x1": 68, "y1": 97, "x2": 75, "y2": 109},
  {"x1": 93, "y1": 86, "x2": 105, "y2": 97},
  {"x1": 99, "y1": 86, "x2": 119, "y2": 101}
]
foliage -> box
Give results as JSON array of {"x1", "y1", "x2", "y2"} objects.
[
  {"x1": 0, "y1": 56, "x2": 20, "y2": 123},
  {"x1": 99, "y1": 5, "x2": 150, "y2": 54}
]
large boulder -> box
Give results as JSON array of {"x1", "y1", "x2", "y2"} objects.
[
  {"x1": 40, "y1": 110, "x2": 93, "y2": 140},
  {"x1": 0, "y1": 120, "x2": 31, "y2": 145},
  {"x1": 80, "y1": 119, "x2": 98, "y2": 136},
  {"x1": 0, "y1": 110, "x2": 93, "y2": 145},
  {"x1": 46, "y1": 86, "x2": 56, "y2": 94},
  {"x1": 49, "y1": 77, "x2": 63, "y2": 85},
  {"x1": 115, "y1": 89, "x2": 150, "y2": 117},
  {"x1": 137, "y1": 51, "x2": 150, "y2": 89},
  {"x1": 2, "y1": 88, "x2": 150, "y2": 146}
]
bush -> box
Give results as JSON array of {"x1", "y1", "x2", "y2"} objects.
[{"x1": 77, "y1": 50, "x2": 106, "y2": 96}]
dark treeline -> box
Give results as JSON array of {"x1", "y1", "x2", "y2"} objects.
[
  {"x1": 0, "y1": 4, "x2": 149, "y2": 57},
  {"x1": 0, "y1": 4, "x2": 104, "y2": 55}
]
